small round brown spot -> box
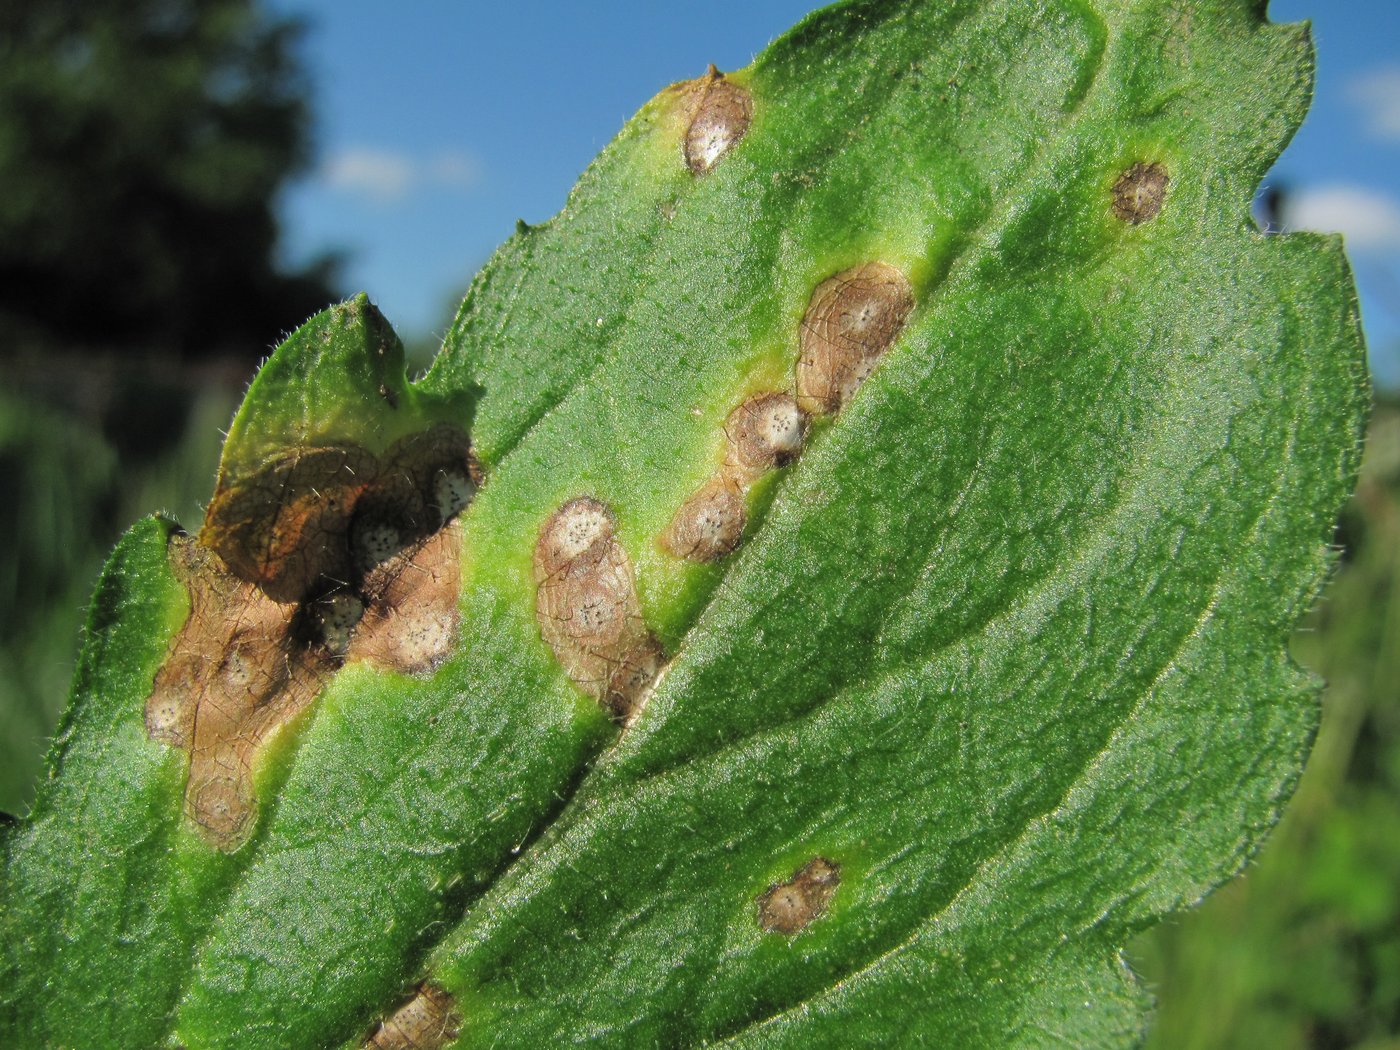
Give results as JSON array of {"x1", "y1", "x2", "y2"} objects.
[
  {"x1": 724, "y1": 393, "x2": 808, "y2": 480},
  {"x1": 797, "y1": 262, "x2": 914, "y2": 415},
  {"x1": 661, "y1": 477, "x2": 746, "y2": 562},
  {"x1": 683, "y1": 66, "x2": 753, "y2": 175},
  {"x1": 1112, "y1": 161, "x2": 1169, "y2": 224},
  {"x1": 757, "y1": 857, "x2": 840, "y2": 935},
  {"x1": 187, "y1": 773, "x2": 256, "y2": 846}
]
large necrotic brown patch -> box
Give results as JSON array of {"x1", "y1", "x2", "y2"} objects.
[
  {"x1": 146, "y1": 537, "x2": 329, "y2": 847},
  {"x1": 147, "y1": 423, "x2": 476, "y2": 850}
]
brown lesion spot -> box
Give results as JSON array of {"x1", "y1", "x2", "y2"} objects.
[
  {"x1": 662, "y1": 475, "x2": 746, "y2": 563},
  {"x1": 672, "y1": 64, "x2": 753, "y2": 175},
  {"x1": 1112, "y1": 161, "x2": 1169, "y2": 225},
  {"x1": 146, "y1": 538, "x2": 331, "y2": 848},
  {"x1": 757, "y1": 857, "x2": 841, "y2": 935},
  {"x1": 663, "y1": 392, "x2": 809, "y2": 565},
  {"x1": 797, "y1": 262, "x2": 915, "y2": 416},
  {"x1": 365, "y1": 982, "x2": 461, "y2": 1050},
  {"x1": 535, "y1": 497, "x2": 663, "y2": 722},
  {"x1": 723, "y1": 393, "x2": 807, "y2": 484},
  {"x1": 352, "y1": 523, "x2": 463, "y2": 675},
  {"x1": 147, "y1": 423, "x2": 477, "y2": 850}
]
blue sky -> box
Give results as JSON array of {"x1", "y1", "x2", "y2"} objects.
[{"x1": 268, "y1": 1, "x2": 1400, "y2": 385}]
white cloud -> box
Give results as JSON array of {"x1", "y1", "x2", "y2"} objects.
[
  {"x1": 1348, "y1": 67, "x2": 1400, "y2": 142},
  {"x1": 1284, "y1": 185, "x2": 1400, "y2": 251},
  {"x1": 426, "y1": 151, "x2": 479, "y2": 190},
  {"x1": 321, "y1": 147, "x2": 480, "y2": 202},
  {"x1": 324, "y1": 148, "x2": 415, "y2": 200}
]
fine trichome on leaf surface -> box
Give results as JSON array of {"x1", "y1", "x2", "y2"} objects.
[{"x1": 0, "y1": 1, "x2": 1368, "y2": 1048}]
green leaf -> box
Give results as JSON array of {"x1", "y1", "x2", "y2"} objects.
[{"x1": 1, "y1": 0, "x2": 1368, "y2": 1047}]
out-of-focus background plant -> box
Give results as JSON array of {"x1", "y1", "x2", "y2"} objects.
[{"x1": 0, "y1": 1, "x2": 1396, "y2": 1044}]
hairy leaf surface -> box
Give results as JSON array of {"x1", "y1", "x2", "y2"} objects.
[{"x1": 1, "y1": 0, "x2": 1367, "y2": 1047}]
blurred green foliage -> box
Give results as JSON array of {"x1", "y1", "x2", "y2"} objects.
[
  {"x1": 0, "y1": 0, "x2": 336, "y2": 357},
  {"x1": 1136, "y1": 397, "x2": 1400, "y2": 1048}
]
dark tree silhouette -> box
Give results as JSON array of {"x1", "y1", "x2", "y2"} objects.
[{"x1": 0, "y1": 0, "x2": 338, "y2": 359}]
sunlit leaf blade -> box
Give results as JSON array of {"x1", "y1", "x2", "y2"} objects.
[{"x1": 423, "y1": 0, "x2": 1367, "y2": 1043}]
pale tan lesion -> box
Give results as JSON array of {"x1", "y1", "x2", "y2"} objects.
[
  {"x1": 664, "y1": 475, "x2": 747, "y2": 562},
  {"x1": 146, "y1": 538, "x2": 330, "y2": 849},
  {"x1": 351, "y1": 523, "x2": 463, "y2": 675},
  {"x1": 662, "y1": 64, "x2": 754, "y2": 176},
  {"x1": 757, "y1": 857, "x2": 841, "y2": 935},
  {"x1": 365, "y1": 982, "x2": 461, "y2": 1050},
  {"x1": 146, "y1": 423, "x2": 478, "y2": 851},
  {"x1": 534, "y1": 497, "x2": 663, "y2": 723},
  {"x1": 722, "y1": 392, "x2": 808, "y2": 482},
  {"x1": 796, "y1": 262, "x2": 915, "y2": 416}
]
